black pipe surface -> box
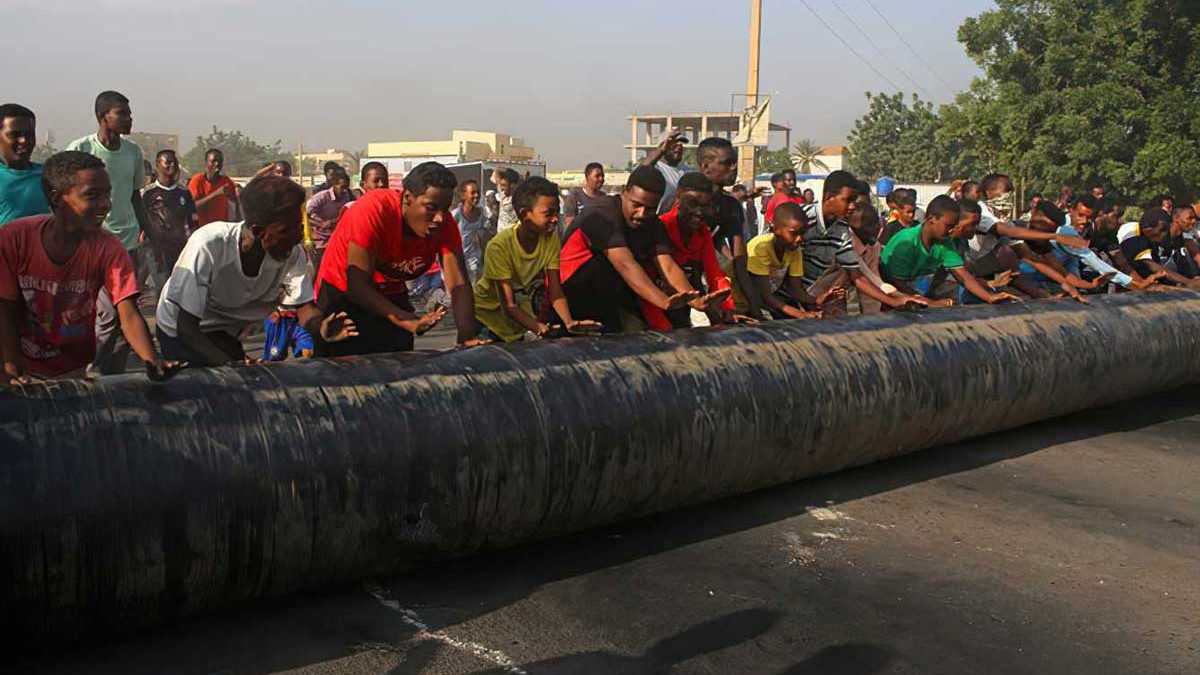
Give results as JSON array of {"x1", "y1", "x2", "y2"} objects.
[{"x1": 2, "y1": 292, "x2": 1200, "y2": 646}]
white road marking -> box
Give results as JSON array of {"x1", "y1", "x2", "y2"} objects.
[{"x1": 364, "y1": 583, "x2": 528, "y2": 674}]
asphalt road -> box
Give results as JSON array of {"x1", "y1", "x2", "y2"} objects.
[{"x1": 15, "y1": 387, "x2": 1200, "y2": 675}]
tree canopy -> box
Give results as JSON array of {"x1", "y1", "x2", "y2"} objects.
[
  {"x1": 847, "y1": 0, "x2": 1200, "y2": 204},
  {"x1": 181, "y1": 127, "x2": 294, "y2": 177}
]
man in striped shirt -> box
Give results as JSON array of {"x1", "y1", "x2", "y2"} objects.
[{"x1": 801, "y1": 170, "x2": 927, "y2": 313}]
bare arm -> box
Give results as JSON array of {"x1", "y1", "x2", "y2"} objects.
[
  {"x1": 0, "y1": 299, "x2": 24, "y2": 381},
  {"x1": 345, "y1": 242, "x2": 426, "y2": 333},
  {"x1": 440, "y1": 249, "x2": 481, "y2": 344},
  {"x1": 640, "y1": 127, "x2": 681, "y2": 168},
  {"x1": 131, "y1": 189, "x2": 151, "y2": 236},
  {"x1": 950, "y1": 267, "x2": 1021, "y2": 304},
  {"x1": 995, "y1": 222, "x2": 1088, "y2": 248},
  {"x1": 116, "y1": 298, "x2": 156, "y2": 363},
  {"x1": 174, "y1": 307, "x2": 237, "y2": 366},
  {"x1": 605, "y1": 247, "x2": 693, "y2": 310},
  {"x1": 497, "y1": 279, "x2": 545, "y2": 336},
  {"x1": 760, "y1": 275, "x2": 816, "y2": 319}
]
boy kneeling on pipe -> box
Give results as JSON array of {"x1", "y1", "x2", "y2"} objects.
[
  {"x1": 0, "y1": 151, "x2": 182, "y2": 384},
  {"x1": 155, "y1": 175, "x2": 357, "y2": 366},
  {"x1": 881, "y1": 196, "x2": 1023, "y2": 305},
  {"x1": 472, "y1": 176, "x2": 600, "y2": 342}
]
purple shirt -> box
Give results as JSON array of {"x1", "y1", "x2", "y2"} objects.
[{"x1": 306, "y1": 187, "x2": 354, "y2": 248}]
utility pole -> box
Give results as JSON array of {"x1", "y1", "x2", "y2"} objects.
[{"x1": 739, "y1": 0, "x2": 763, "y2": 184}]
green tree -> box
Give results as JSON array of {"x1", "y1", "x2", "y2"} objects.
[
  {"x1": 181, "y1": 126, "x2": 294, "y2": 177},
  {"x1": 758, "y1": 147, "x2": 793, "y2": 173},
  {"x1": 790, "y1": 139, "x2": 829, "y2": 174},
  {"x1": 847, "y1": 92, "x2": 956, "y2": 182},
  {"x1": 943, "y1": 0, "x2": 1200, "y2": 204}
]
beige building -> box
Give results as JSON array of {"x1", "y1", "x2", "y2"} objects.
[
  {"x1": 813, "y1": 145, "x2": 849, "y2": 173},
  {"x1": 548, "y1": 168, "x2": 628, "y2": 192},
  {"x1": 368, "y1": 130, "x2": 536, "y2": 164}
]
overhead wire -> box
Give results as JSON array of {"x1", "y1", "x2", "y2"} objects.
[
  {"x1": 795, "y1": 0, "x2": 904, "y2": 93},
  {"x1": 828, "y1": 0, "x2": 935, "y2": 99},
  {"x1": 862, "y1": 0, "x2": 959, "y2": 95}
]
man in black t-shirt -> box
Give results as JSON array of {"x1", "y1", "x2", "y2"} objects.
[
  {"x1": 1120, "y1": 207, "x2": 1200, "y2": 289},
  {"x1": 560, "y1": 166, "x2": 727, "y2": 333},
  {"x1": 140, "y1": 149, "x2": 197, "y2": 291}
]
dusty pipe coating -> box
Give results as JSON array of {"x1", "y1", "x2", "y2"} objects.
[{"x1": 2, "y1": 292, "x2": 1199, "y2": 646}]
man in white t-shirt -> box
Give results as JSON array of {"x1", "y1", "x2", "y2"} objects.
[
  {"x1": 639, "y1": 127, "x2": 693, "y2": 215},
  {"x1": 155, "y1": 175, "x2": 356, "y2": 366}
]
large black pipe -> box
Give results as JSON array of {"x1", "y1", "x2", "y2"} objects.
[{"x1": 2, "y1": 293, "x2": 1200, "y2": 646}]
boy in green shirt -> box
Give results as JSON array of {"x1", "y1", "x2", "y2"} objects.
[
  {"x1": 732, "y1": 202, "x2": 845, "y2": 320},
  {"x1": 474, "y1": 176, "x2": 600, "y2": 342},
  {"x1": 881, "y1": 196, "x2": 1021, "y2": 305}
]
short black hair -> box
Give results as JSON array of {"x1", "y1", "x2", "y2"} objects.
[
  {"x1": 980, "y1": 173, "x2": 1013, "y2": 194},
  {"x1": 155, "y1": 149, "x2": 176, "y2": 162},
  {"x1": 626, "y1": 165, "x2": 667, "y2": 196},
  {"x1": 360, "y1": 161, "x2": 387, "y2": 181},
  {"x1": 584, "y1": 162, "x2": 604, "y2": 176},
  {"x1": 770, "y1": 172, "x2": 784, "y2": 185},
  {"x1": 94, "y1": 91, "x2": 129, "y2": 120},
  {"x1": 781, "y1": 168, "x2": 796, "y2": 178},
  {"x1": 925, "y1": 195, "x2": 960, "y2": 222},
  {"x1": 773, "y1": 201, "x2": 809, "y2": 228},
  {"x1": 962, "y1": 180, "x2": 980, "y2": 194},
  {"x1": 323, "y1": 161, "x2": 341, "y2": 174},
  {"x1": 402, "y1": 161, "x2": 457, "y2": 195},
  {"x1": 1034, "y1": 199, "x2": 1065, "y2": 224},
  {"x1": 854, "y1": 180, "x2": 872, "y2": 198},
  {"x1": 1090, "y1": 181, "x2": 1106, "y2": 190},
  {"x1": 894, "y1": 190, "x2": 917, "y2": 208},
  {"x1": 241, "y1": 174, "x2": 305, "y2": 227},
  {"x1": 460, "y1": 178, "x2": 479, "y2": 192},
  {"x1": 1099, "y1": 199, "x2": 1123, "y2": 215},
  {"x1": 205, "y1": 148, "x2": 223, "y2": 161},
  {"x1": 731, "y1": 184, "x2": 747, "y2": 194},
  {"x1": 499, "y1": 168, "x2": 521, "y2": 185},
  {"x1": 1069, "y1": 194, "x2": 1099, "y2": 211},
  {"x1": 41, "y1": 151, "x2": 106, "y2": 202},
  {"x1": 696, "y1": 137, "x2": 734, "y2": 165},
  {"x1": 959, "y1": 199, "x2": 982, "y2": 216},
  {"x1": 330, "y1": 168, "x2": 350, "y2": 184},
  {"x1": 512, "y1": 176, "x2": 560, "y2": 216},
  {"x1": 1140, "y1": 207, "x2": 1171, "y2": 231},
  {"x1": 677, "y1": 172, "x2": 714, "y2": 194},
  {"x1": 0, "y1": 103, "x2": 34, "y2": 122},
  {"x1": 1152, "y1": 193, "x2": 1173, "y2": 206},
  {"x1": 1030, "y1": 192, "x2": 1044, "y2": 200},
  {"x1": 823, "y1": 170, "x2": 859, "y2": 199},
  {"x1": 1172, "y1": 205, "x2": 1196, "y2": 219}
]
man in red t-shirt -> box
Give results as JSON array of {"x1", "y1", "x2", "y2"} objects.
[
  {"x1": 0, "y1": 151, "x2": 180, "y2": 383},
  {"x1": 640, "y1": 172, "x2": 737, "y2": 330},
  {"x1": 764, "y1": 168, "x2": 806, "y2": 227},
  {"x1": 188, "y1": 148, "x2": 239, "y2": 226},
  {"x1": 315, "y1": 161, "x2": 483, "y2": 354}
]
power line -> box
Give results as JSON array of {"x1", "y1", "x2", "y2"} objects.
[
  {"x1": 828, "y1": 0, "x2": 935, "y2": 100},
  {"x1": 796, "y1": 0, "x2": 904, "y2": 93},
  {"x1": 862, "y1": 0, "x2": 959, "y2": 95}
]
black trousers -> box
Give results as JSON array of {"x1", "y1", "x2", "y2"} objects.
[{"x1": 316, "y1": 285, "x2": 415, "y2": 356}]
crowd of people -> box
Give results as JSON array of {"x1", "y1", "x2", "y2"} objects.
[{"x1": 1, "y1": 92, "x2": 1198, "y2": 385}]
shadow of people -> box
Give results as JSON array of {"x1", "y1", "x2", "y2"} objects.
[
  {"x1": 779, "y1": 643, "x2": 896, "y2": 675},
  {"x1": 470, "y1": 608, "x2": 780, "y2": 675}
]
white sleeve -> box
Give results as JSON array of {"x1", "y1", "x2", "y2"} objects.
[
  {"x1": 163, "y1": 240, "x2": 213, "y2": 320},
  {"x1": 977, "y1": 207, "x2": 998, "y2": 234},
  {"x1": 1116, "y1": 222, "x2": 1138, "y2": 243},
  {"x1": 279, "y1": 247, "x2": 315, "y2": 305}
]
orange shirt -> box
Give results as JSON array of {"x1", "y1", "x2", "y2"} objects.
[{"x1": 188, "y1": 173, "x2": 237, "y2": 226}]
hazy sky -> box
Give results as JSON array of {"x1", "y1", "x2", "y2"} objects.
[{"x1": 11, "y1": 0, "x2": 994, "y2": 170}]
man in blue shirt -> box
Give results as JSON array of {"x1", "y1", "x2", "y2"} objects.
[{"x1": 0, "y1": 104, "x2": 49, "y2": 226}]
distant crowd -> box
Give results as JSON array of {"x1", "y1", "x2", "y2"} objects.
[{"x1": 1, "y1": 91, "x2": 1197, "y2": 385}]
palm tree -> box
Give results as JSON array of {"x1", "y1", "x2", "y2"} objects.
[{"x1": 790, "y1": 139, "x2": 829, "y2": 174}]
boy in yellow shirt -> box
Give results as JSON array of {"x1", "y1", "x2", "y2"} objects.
[
  {"x1": 732, "y1": 202, "x2": 844, "y2": 320},
  {"x1": 474, "y1": 176, "x2": 599, "y2": 342}
]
